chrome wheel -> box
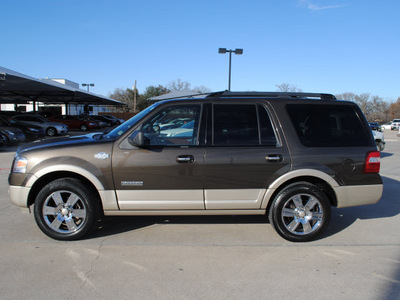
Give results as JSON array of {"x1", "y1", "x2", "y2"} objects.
[
  {"x1": 281, "y1": 193, "x2": 323, "y2": 235},
  {"x1": 42, "y1": 190, "x2": 87, "y2": 234},
  {"x1": 269, "y1": 182, "x2": 331, "y2": 242},
  {"x1": 34, "y1": 178, "x2": 100, "y2": 240}
]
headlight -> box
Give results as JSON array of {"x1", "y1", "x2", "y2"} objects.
[
  {"x1": 27, "y1": 127, "x2": 39, "y2": 132},
  {"x1": 5, "y1": 130, "x2": 15, "y2": 136},
  {"x1": 13, "y1": 156, "x2": 28, "y2": 173}
]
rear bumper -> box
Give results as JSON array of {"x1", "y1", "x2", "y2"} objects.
[{"x1": 334, "y1": 184, "x2": 383, "y2": 208}]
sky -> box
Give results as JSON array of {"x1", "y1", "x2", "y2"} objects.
[{"x1": 2, "y1": 0, "x2": 400, "y2": 101}]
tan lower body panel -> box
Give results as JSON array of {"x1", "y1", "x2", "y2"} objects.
[
  {"x1": 104, "y1": 209, "x2": 265, "y2": 216},
  {"x1": 117, "y1": 190, "x2": 205, "y2": 210},
  {"x1": 334, "y1": 184, "x2": 383, "y2": 208}
]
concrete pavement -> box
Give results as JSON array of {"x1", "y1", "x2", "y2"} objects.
[{"x1": 0, "y1": 131, "x2": 399, "y2": 300}]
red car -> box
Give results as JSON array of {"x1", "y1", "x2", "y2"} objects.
[{"x1": 49, "y1": 115, "x2": 98, "y2": 131}]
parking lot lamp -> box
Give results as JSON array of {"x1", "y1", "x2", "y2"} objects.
[
  {"x1": 82, "y1": 83, "x2": 95, "y2": 92},
  {"x1": 218, "y1": 48, "x2": 243, "y2": 91}
]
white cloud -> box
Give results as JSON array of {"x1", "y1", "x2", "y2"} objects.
[{"x1": 298, "y1": 0, "x2": 349, "y2": 11}]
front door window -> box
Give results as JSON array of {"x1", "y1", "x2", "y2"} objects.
[{"x1": 142, "y1": 104, "x2": 202, "y2": 146}]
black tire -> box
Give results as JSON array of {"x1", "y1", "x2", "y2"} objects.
[
  {"x1": 378, "y1": 142, "x2": 385, "y2": 152},
  {"x1": 80, "y1": 124, "x2": 88, "y2": 131},
  {"x1": 46, "y1": 127, "x2": 56, "y2": 136},
  {"x1": 34, "y1": 178, "x2": 100, "y2": 241},
  {"x1": 269, "y1": 182, "x2": 331, "y2": 242}
]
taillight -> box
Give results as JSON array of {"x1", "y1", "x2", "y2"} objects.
[{"x1": 363, "y1": 151, "x2": 381, "y2": 173}]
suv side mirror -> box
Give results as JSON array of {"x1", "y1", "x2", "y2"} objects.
[{"x1": 128, "y1": 131, "x2": 149, "y2": 148}]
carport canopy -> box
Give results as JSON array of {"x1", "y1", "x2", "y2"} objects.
[{"x1": 0, "y1": 66, "x2": 124, "y2": 106}]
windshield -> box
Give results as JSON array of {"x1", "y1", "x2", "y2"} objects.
[{"x1": 102, "y1": 103, "x2": 159, "y2": 139}]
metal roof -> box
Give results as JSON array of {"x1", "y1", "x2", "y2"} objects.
[
  {"x1": 149, "y1": 90, "x2": 206, "y2": 101},
  {"x1": 0, "y1": 66, "x2": 124, "y2": 106}
]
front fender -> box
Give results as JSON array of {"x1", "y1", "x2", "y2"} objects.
[{"x1": 26, "y1": 164, "x2": 106, "y2": 190}]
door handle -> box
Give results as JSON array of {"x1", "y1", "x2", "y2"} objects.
[
  {"x1": 265, "y1": 154, "x2": 283, "y2": 162},
  {"x1": 176, "y1": 155, "x2": 195, "y2": 163}
]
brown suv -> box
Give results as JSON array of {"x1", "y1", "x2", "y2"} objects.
[{"x1": 8, "y1": 91, "x2": 383, "y2": 242}]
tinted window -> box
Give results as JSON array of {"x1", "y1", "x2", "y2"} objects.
[
  {"x1": 286, "y1": 104, "x2": 371, "y2": 147},
  {"x1": 142, "y1": 104, "x2": 201, "y2": 146},
  {"x1": 213, "y1": 104, "x2": 259, "y2": 145}
]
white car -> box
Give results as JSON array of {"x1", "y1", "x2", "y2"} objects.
[
  {"x1": 12, "y1": 114, "x2": 69, "y2": 136},
  {"x1": 392, "y1": 119, "x2": 400, "y2": 130},
  {"x1": 380, "y1": 122, "x2": 392, "y2": 131},
  {"x1": 372, "y1": 130, "x2": 385, "y2": 151}
]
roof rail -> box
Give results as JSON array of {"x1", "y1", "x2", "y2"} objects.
[{"x1": 206, "y1": 91, "x2": 336, "y2": 100}]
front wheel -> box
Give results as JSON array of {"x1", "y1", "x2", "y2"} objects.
[
  {"x1": 269, "y1": 182, "x2": 331, "y2": 242},
  {"x1": 46, "y1": 127, "x2": 56, "y2": 136},
  {"x1": 34, "y1": 178, "x2": 100, "y2": 240}
]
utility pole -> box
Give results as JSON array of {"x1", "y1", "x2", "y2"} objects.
[{"x1": 132, "y1": 80, "x2": 137, "y2": 113}]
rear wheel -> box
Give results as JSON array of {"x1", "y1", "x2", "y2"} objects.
[
  {"x1": 269, "y1": 182, "x2": 331, "y2": 242},
  {"x1": 80, "y1": 124, "x2": 88, "y2": 131},
  {"x1": 377, "y1": 141, "x2": 385, "y2": 151},
  {"x1": 34, "y1": 178, "x2": 100, "y2": 240}
]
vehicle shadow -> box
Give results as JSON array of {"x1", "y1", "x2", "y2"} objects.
[
  {"x1": 90, "y1": 176, "x2": 399, "y2": 240},
  {"x1": 381, "y1": 152, "x2": 394, "y2": 158},
  {"x1": 90, "y1": 214, "x2": 268, "y2": 240},
  {"x1": 322, "y1": 175, "x2": 400, "y2": 238}
]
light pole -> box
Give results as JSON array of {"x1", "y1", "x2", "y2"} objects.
[
  {"x1": 82, "y1": 83, "x2": 95, "y2": 92},
  {"x1": 218, "y1": 48, "x2": 243, "y2": 91}
]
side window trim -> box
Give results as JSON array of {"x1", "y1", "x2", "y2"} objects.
[{"x1": 257, "y1": 103, "x2": 281, "y2": 147}]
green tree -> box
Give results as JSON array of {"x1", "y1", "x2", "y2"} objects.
[{"x1": 136, "y1": 85, "x2": 170, "y2": 111}]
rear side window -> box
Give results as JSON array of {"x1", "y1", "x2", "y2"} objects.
[
  {"x1": 286, "y1": 104, "x2": 371, "y2": 147},
  {"x1": 213, "y1": 104, "x2": 277, "y2": 146}
]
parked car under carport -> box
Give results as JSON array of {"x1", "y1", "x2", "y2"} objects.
[
  {"x1": 49, "y1": 115, "x2": 98, "y2": 131},
  {"x1": 0, "y1": 126, "x2": 25, "y2": 145},
  {"x1": 11, "y1": 114, "x2": 68, "y2": 136},
  {"x1": 0, "y1": 115, "x2": 45, "y2": 141}
]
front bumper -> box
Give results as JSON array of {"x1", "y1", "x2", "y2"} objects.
[{"x1": 8, "y1": 185, "x2": 30, "y2": 208}]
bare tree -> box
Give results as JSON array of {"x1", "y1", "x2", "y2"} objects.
[
  {"x1": 167, "y1": 79, "x2": 191, "y2": 91},
  {"x1": 108, "y1": 88, "x2": 134, "y2": 112},
  {"x1": 276, "y1": 83, "x2": 303, "y2": 92},
  {"x1": 167, "y1": 79, "x2": 211, "y2": 94},
  {"x1": 389, "y1": 98, "x2": 400, "y2": 120},
  {"x1": 336, "y1": 92, "x2": 390, "y2": 122},
  {"x1": 192, "y1": 85, "x2": 212, "y2": 94}
]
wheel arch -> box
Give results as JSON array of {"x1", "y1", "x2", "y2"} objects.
[
  {"x1": 262, "y1": 170, "x2": 339, "y2": 214},
  {"x1": 27, "y1": 171, "x2": 103, "y2": 210}
]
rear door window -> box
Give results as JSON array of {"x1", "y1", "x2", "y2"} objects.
[{"x1": 212, "y1": 104, "x2": 277, "y2": 146}]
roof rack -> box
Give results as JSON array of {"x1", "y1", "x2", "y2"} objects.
[{"x1": 206, "y1": 91, "x2": 336, "y2": 100}]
